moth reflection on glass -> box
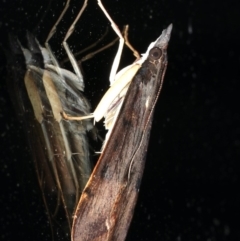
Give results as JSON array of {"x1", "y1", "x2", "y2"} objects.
[
  {"x1": 5, "y1": 0, "x2": 172, "y2": 240},
  {"x1": 6, "y1": 0, "x2": 96, "y2": 236}
]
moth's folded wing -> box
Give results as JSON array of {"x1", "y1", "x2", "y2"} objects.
[{"x1": 6, "y1": 34, "x2": 93, "y2": 239}]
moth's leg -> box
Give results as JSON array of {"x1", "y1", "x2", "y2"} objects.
[
  {"x1": 122, "y1": 25, "x2": 141, "y2": 60},
  {"x1": 45, "y1": 0, "x2": 70, "y2": 44},
  {"x1": 45, "y1": 0, "x2": 71, "y2": 72},
  {"x1": 62, "y1": 111, "x2": 94, "y2": 121},
  {"x1": 97, "y1": 0, "x2": 126, "y2": 85},
  {"x1": 79, "y1": 24, "x2": 142, "y2": 64},
  {"x1": 61, "y1": 27, "x2": 115, "y2": 65},
  {"x1": 60, "y1": 27, "x2": 119, "y2": 65},
  {"x1": 79, "y1": 35, "x2": 119, "y2": 64},
  {"x1": 62, "y1": 0, "x2": 89, "y2": 84}
]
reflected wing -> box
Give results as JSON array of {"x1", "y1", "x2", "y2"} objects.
[{"x1": 6, "y1": 34, "x2": 93, "y2": 240}]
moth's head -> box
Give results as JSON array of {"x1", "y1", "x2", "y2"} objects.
[
  {"x1": 154, "y1": 24, "x2": 172, "y2": 49},
  {"x1": 139, "y1": 24, "x2": 172, "y2": 65}
]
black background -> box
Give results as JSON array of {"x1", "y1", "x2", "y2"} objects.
[{"x1": 0, "y1": 0, "x2": 239, "y2": 240}]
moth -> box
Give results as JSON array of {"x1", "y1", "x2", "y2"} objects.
[
  {"x1": 61, "y1": 3, "x2": 172, "y2": 241},
  {"x1": 71, "y1": 23, "x2": 172, "y2": 241},
  {"x1": 6, "y1": 0, "x2": 172, "y2": 240}
]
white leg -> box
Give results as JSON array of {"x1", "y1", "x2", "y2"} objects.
[{"x1": 97, "y1": 0, "x2": 125, "y2": 85}]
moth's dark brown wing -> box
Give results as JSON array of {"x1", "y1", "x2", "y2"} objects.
[
  {"x1": 72, "y1": 25, "x2": 172, "y2": 241},
  {"x1": 6, "y1": 34, "x2": 93, "y2": 240}
]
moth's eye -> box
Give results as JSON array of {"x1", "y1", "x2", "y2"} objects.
[{"x1": 149, "y1": 47, "x2": 162, "y2": 60}]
